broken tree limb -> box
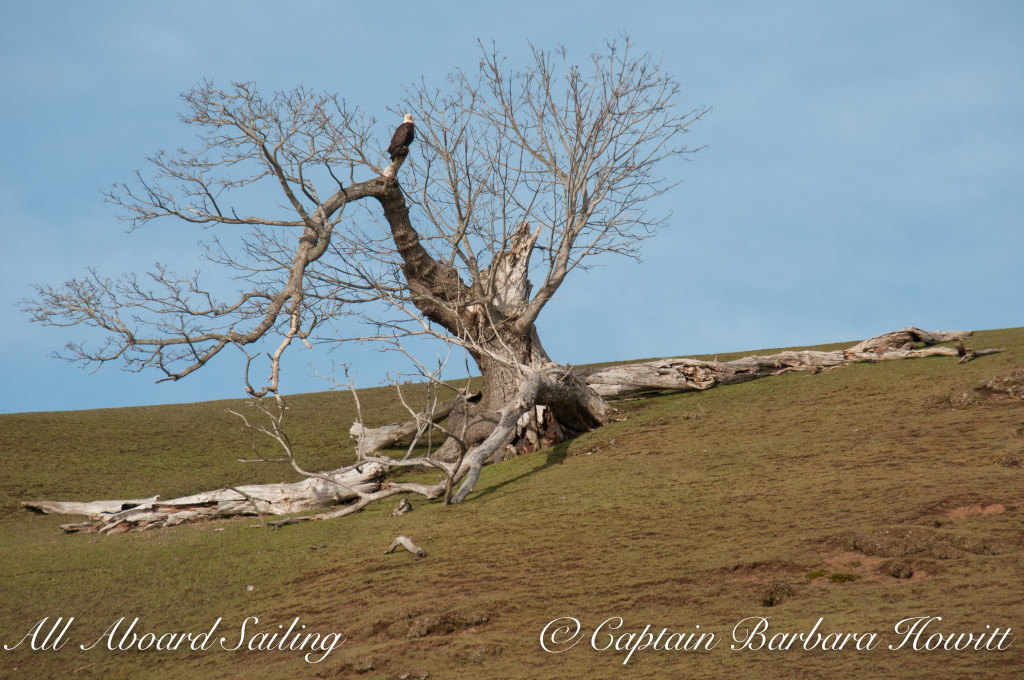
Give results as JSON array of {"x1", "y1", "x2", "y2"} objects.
[
  {"x1": 450, "y1": 368, "x2": 549, "y2": 504},
  {"x1": 953, "y1": 339, "x2": 1003, "y2": 364},
  {"x1": 844, "y1": 328, "x2": 973, "y2": 354},
  {"x1": 385, "y1": 535, "x2": 426, "y2": 558},
  {"x1": 392, "y1": 498, "x2": 413, "y2": 516},
  {"x1": 577, "y1": 327, "x2": 1002, "y2": 398},
  {"x1": 22, "y1": 496, "x2": 160, "y2": 517},
  {"x1": 23, "y1": 463, "x2": 385, "y2": 533},
  {"x1": 349, "y1": 391, "x2": 479, "y2": 456}
]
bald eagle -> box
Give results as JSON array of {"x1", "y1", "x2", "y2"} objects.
[{"x1": 387, "y1": 114, "x2": 416, "y2": 160}]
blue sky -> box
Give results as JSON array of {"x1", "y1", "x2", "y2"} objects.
[{"x1": 1, "y1": 1, "x2": 1021, "y2": 414}]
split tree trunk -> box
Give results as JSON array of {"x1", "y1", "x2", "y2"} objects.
[{"x1": 377, "y1": 188, "x2": 609, "y2": 460}]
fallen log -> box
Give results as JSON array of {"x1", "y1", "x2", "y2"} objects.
[
  {"x1": 23, "y1": 463, "x2": 385, "y2": 533},
  {"x1": 843, "y1": 328, "x2": 973, "y2": 354},
  {"x1": 577, "y1": 327, "x2": 1002, "y2": 398},
  {"x1": 385, "y1": 535, "x2": 426, "y2": 558}
]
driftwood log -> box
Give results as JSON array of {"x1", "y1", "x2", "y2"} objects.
[
  {"x1": 23, "y1": 463, "x2": 384, "y2": 534},
  {"x1": 385, "y1": 535, "x2": 426, "y2": 558}
]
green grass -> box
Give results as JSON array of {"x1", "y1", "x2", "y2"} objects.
[{"x1": 1, "y1": 329, "x2": 1022, "y2": 679}]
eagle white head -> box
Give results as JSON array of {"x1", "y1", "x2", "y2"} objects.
[{"x1": 403, "y1": 114, "x2": 414, "y2": 123}]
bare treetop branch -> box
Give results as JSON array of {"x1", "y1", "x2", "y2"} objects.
[{"x1": 25, "y1": 39, "x2": 707, "y2": 482}]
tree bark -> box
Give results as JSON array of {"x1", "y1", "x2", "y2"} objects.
[
  {"x1": 23, "y1": 463, "x2": 384, "y2": 533},
  {"x1": 374, "y1": 184, "x2": 610, "y2": 459},
  {"x1": 577, "y1": 328, "x2": 998, "y2": 398}
]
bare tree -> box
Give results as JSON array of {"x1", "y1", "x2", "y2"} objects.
[
  {"x1": 22, "y1": 39, "x2": 1001, "y2": 527},
  {"x1": 25, "y1": 38, "x2": 706, "y2": 501},
  {"x1": 317, "y1": 39, "x2": 711, "y2": 468}
]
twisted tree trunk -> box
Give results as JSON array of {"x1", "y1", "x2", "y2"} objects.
[{"x1": 376, "y1": 178, "x2": 609, "y2": 460}]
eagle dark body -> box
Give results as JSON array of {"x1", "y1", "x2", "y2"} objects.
[{"x1": 387, "y1": 120, "x2": 416, "y2": 160}]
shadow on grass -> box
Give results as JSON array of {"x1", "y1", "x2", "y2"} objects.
[{"x1": 468, "y1": 441, "x2": 570, "y2": 502}]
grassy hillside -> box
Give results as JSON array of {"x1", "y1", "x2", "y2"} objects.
[{"x1": 1, "y1": 328, "x2": 1021, "y2": 679}]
